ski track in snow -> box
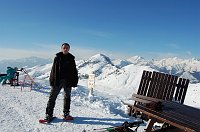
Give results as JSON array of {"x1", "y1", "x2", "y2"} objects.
[{"x1": 0, "y1": 85, "x2": 143, "y2": 132}]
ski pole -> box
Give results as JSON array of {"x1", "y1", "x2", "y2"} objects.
[
  {"x1": 92, "y1": 120, "x2": 143, "y2": 132},
  {"x1": 92, "y1": 126, "x2": 124, "y2": 131}
]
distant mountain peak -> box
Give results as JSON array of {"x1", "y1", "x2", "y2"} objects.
[
  {"x1": 90, "y1": 53, "x2": 109, "y2": 59},
  {"x1": 89, "y1": 53, "x2": 113, "y2": 65},
  {"x1": 127, "y1": 56, "x2": 145, "y2": 62}
]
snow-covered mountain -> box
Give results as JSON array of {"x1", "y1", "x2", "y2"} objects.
[
  {"x1": 152, "y1": 57, "x2": 200, "y2": 83},
  {"x1": 78, "y1": 54, "x2": 200, "y2": 83},
  {"x1": 126, "y1": 56, "x2": 200, "y2": 83},
  {"x1": 14, "y1": 53, "x2": 199, "y2": 102},
  {"x1": 1, "y1": 54, "x2": 200, "y2": 84}
]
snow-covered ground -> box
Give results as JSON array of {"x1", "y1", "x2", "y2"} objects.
[
  {"x1": 0, "y1": 80, "x2": 145, "y2": 132},
  {"x1": 1, "y1": 79, "x2": 200, "y2": 132},
  {"x1": 1, "y1": 53, "x2": 200, "y2": 132}
]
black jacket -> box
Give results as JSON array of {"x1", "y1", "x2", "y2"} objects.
[{"x1": 49, "y1": 52, "x2": 78, "y2": 87}]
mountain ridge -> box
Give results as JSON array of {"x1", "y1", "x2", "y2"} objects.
[
  {"x1": 0, "y1": 56, "x2": 52, "y2": 73},
  {"x1": 1, "y1": 54, "x2": 200, "y2": 83}
]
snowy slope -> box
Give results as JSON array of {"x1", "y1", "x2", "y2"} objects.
[
  {"x1": 1, "y1": 80, "x2": 199, "y2": 132},
  {"x1": 0, "y1": 81, "x2": 145, "y2": 132}
]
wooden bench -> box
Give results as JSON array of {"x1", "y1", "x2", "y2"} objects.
[
  {"x1": 129, "y1": 70, "x2": 189, "y2": 115},
  {"x1": 127, "y1": 70, "x2": 198, "y2": 131}
]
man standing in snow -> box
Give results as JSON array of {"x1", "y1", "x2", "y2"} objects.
[{"x1": 45, "y1": 43, "x2": 78, "y2": 122}]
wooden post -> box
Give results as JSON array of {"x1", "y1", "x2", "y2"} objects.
[{"x1": 88, "y1": 73, "x2": 95, "y2": 96}]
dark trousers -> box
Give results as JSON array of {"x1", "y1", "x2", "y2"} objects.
[{"x1": 46, "y1": 80, "x2": 72, "y2": 116}]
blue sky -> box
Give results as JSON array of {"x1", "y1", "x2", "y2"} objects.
[{"x1": 0, "y1": 0, "x2": 199, "y2": 60}]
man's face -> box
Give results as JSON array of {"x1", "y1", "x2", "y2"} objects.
[{"x1": 62, "y1": 45, "x2": 70, "y2": 55}]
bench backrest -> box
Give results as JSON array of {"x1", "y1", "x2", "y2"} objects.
[{"x1": 137, "y1": 70, "x2": 189, "y2": 104}]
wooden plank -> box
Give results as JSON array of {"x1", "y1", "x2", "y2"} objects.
[
  {"x1": 132, "y1": 94, "x2": 194, "y2": 111},
  {"x1": 137, "y1": 70, "x2": 152, "y2": 96},
  {"x1": 132, "y1": 104, "x2": 197, "y2": 132},
  {"x1": 132, "y1": 100, "x2": 200, "y2": 130},
  {"x1": 180, "y1": 79, "x2": 189, "y2": 104},
  {"x1": 132, "y1": 97, "x2": 153, "y2": 104},
  {"x1": 163, "y1": 74, "x2": 178, "y2": 101},
  {"x1": 175, "y1": 78, "x2": 183, "y2": 102},
  {"x1": 137, "y1": 70, "x2": 147, "y2": 95},
  {"x1": 121, "y1": 98, "x2": 152, "y2": 106},
  {"x1": 162, "y1": 101, "x2": 200, "y2": 122},
  {"x1": 175, "y1": 78, "x2": 190, "y2": 104},
  {"x1": 162, "y1": 110, "x2": 200, "y2": 128},
  {"x1": 147, "y1": 71, "x2": 158, "y2": 97},
  {"x1": 161, "y1": 74, "x2": 171, "y2": 100},
  {"x1": 132, "y1": 93, "x2": 163, "y2": 103},
  {"x1": 156, "y1": 72, "x2": 166, "y2": 99},
  {"x1": 150, "y1": 72, "x2": 160, "y2": 98},
  {"x1": 156, "y1": 102, "x2": 200, "y2": 128},
  {"x1": 158, "y1": 102, "x2": 200, "y2": 130}
]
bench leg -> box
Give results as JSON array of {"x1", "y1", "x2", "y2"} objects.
[
  {"x1": 128, "y1": 106, "x2": 142, "y2": 118},
  {"x1": 128, "y1": 105, "x2": 132, "y2": 116},
  {"x1": 145, "y1": 118, "x2": 157, "y2": 132}
]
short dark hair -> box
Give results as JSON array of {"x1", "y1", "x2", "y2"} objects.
[{"x1": 61, "y1": 43, "x2": 70, "y2": 47}]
